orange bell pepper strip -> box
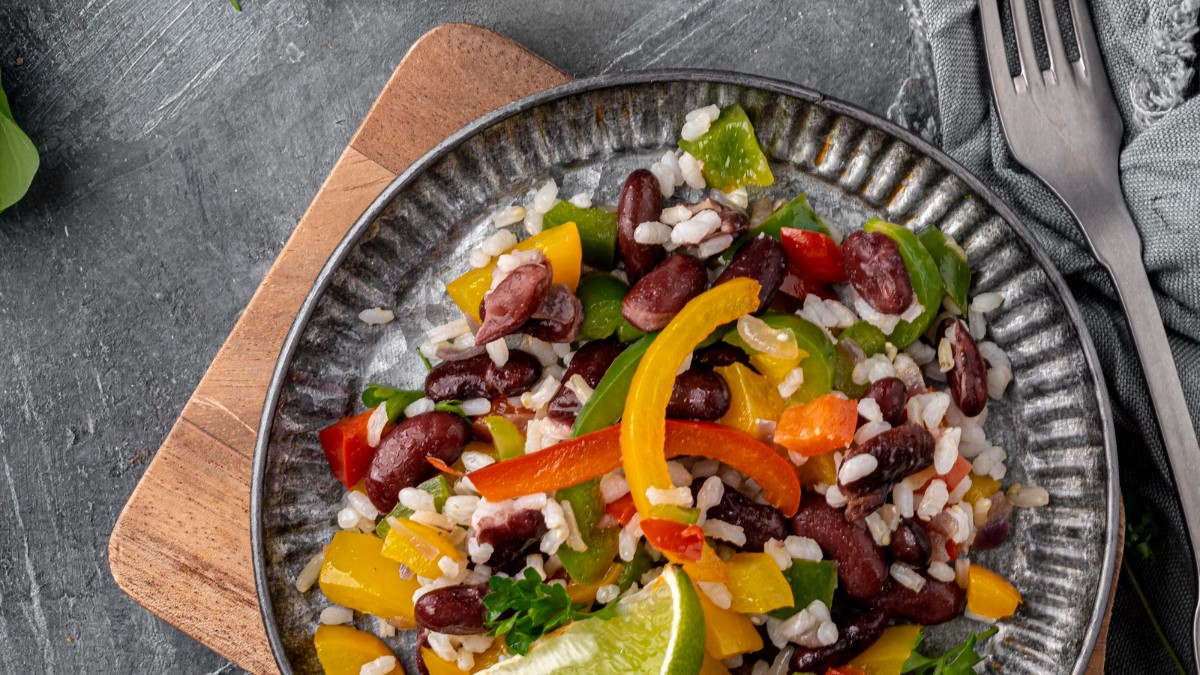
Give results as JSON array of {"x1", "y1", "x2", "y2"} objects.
[
  {"x1": 466, "y1": 419, "x2": 799, "y2": 516},
  {"x1": 622, "y1": 278, "x2": 762, "y2": 518},
  {"x1": 774, "y1": 394, "x2": 858, "y2": 457}
]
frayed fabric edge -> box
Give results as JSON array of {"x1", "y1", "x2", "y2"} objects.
[{"x1": 1130, "y1": 0, "x2": 1200, "y2": 128}]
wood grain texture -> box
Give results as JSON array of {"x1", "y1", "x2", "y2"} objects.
[
  {"x1": 108, "y1": 23, "x2": 566, "y2": 673},
  {"x1": 107, "y1": 22, "x2": 1114, "y2": 674}
]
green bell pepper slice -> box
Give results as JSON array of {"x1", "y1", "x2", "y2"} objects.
[
  {"x1": 832, "y1": 321, "x2": 888, "y2": 398},
  {"x1": 863, "y1": 219, "x2": 943, "y2": 348},
  {"x1": 768, "y1": 559, "x2": 838, "y2": 619},
  {"x1": 361, "y1": 384, "x2": 424, "y2": 422},
  {"x1": 723, "y1": 313, "x2": 834, "y2": 404},
  {"x1": 375, "y1": 475, "x2": 453, "y2": 539},
  {"x1": 543, "y1": 201, "x2": 619, "y2": 269},
  {"x1": 482, "y1": 416, "x2": 525, "y2": 460},
  {"x1": 677, "y1": 103, "x2": 774, "y2": 193},
  {"x1": 576, "y1": 274, "x2": 643, "y2": 342},
  {"x1": 556, "y1": 478, "x2": 620, "y2": 584},
  {"x1": 571, "y1": 332, "x2": 656, "y2": 436},
  {"x1": 615, "y1": 543, "x2": 654, "y2": 592},
  {"x1": 917, "y1": 226, "x2": 972, "y2": 314}
]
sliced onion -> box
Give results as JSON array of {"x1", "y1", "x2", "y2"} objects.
[
  {"x1": 737, "y1": 315, "x2": 799, "y2": 359},
  {"x1": 366, "y1": 403, "x2": 389, "y2": 447}
]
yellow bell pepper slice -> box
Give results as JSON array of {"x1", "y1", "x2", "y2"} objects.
[
  {"x1": 565, "y1": 562, "x2": 623, "y2": 604},
  {"x1": 445, "y1": 222, "x2": 582, "y2": 322},
  {"x1": 966, "y1": 563, "x2": 1022, "y2": 620},
  {"x1": 420, "y1": 642, "x2": 506, "y2": 674},
  {"x1": 380, "y1": 517, "x2": 466, "y2": 579},
  {"x1": 682, "y1": 544, "x2": 730, "y2": 583},
  {"x1": 748, "y1": 348, "x2": 807, "y2": 385},
  {"x1": 622, "y1": 277, "x2": 761, "y2": 518},
  {"x1": 319, "y1": 531, "x2": 421, "y2": 622},
  {"x1": 724, "y1": 552, "x2": 795, "y2": 614},
  {"x1": 962, "y1": 472, "x2": 1002, "y2": 505},
  {"x1": 848, "y1": 624, "x2": 923, "y2": 674},
  {"x1": 314, "y1": 624, "x2": 401, "y2": 675},
  {"x1": 714, "y1": 362, "x2": 785, "y2": 436},
  {"x1": 796, "y1": 451, "x2": 837, "y2": 487},
  {"x1": 696, "y1": 584, "x2": 763, "y2": 659},
  {"x1": 700, "y1": 654, "x2": 734, "y2": 675}
]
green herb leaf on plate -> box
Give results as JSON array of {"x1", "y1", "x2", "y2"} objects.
[
  {"x1": 0, "y1": 68, "x2": 39, "y2": 214},
  {"x1": 901, "y1": 625, "x2": 997, "y2": 675},
  {"x1": 484, "y1": 568, "x2": 616, "y2": 656}
]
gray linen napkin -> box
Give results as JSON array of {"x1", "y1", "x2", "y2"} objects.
[{"x1": 897, "y1": 0, "x2": 1200, "y2": 672}]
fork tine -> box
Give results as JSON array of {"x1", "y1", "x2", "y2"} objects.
[
  {"x1": 1037, "y1": 0, "x2": 1070, "y2": 78},
  {"x1": 1008, "y1": 0, "x2": 1043, "y2": 86},
  {"x1": 1068, "y1": 0, "x2": 1103, "y2": 75},
  {"x1": 978, "y1": 0, "x2": 1016, "y2": 96}
]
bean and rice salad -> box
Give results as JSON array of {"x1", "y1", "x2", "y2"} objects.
[{"x1": 300, "y1": 102, "x2": 1048, "y2": 675}]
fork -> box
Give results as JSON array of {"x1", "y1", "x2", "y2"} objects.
[{"x1": 979, "y1": 0, "x2": 1200, "y2": 664}]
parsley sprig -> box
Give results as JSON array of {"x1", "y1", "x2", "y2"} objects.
[
  {"x1": 484, "y1": 569, "x2": 615, "y2": 655},
  {"x1": 901, "y1": 626, "x2": 997, "y2": 675}
]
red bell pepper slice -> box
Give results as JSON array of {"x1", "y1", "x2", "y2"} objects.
[
  {"x1": 318, "y1": 410, "x2": 377, "y2": 489},
  {"x1": 946, "y1": 539, "x2": 959, "y2": 561},
  {"x1": 605, "y1": 493, "x2": 637, "y2": 527},
  {"x1": 466, "y1": 420, "x2": 801, "y2": 517},
  {"x1": 919, "y1": 455, "x2": 973, "y2": 492},
  {"x1": 781, "y1": 228, "x2": 847, "y2": 286},
  {"x1": 640, "y1": 518, "x2": 706, "y2": 562}
]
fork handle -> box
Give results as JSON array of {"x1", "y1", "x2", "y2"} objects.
[{"x1": 1083, "y1": 198, "x2": 1200, "y2": 663}]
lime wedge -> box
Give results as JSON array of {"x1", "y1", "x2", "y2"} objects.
[{"x1": 479, "y1": 567, "x2": 705, "y2": 675}]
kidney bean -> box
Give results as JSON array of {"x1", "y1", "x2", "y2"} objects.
[
  {"x1": 667, "y1": 368, "x2": 731, "y2": 421},
  {"x1": 475, "y1": 508, "x2": 546, "y2": 568},
  {"x1": 694, "y1": 343, "x2": 750, "y2": 369},
  {"x1": 366, "y1": 412, "x2": 470, "y2": 512},
  {"x1": 617, "y1": 169, "x2": 665, "y2": 282},
  {"x1": 790, "y1": 492, "x2": 887, "y2": 599},
  {"x1": 424, "y1": 350, "x2": 541, "y2": 402},
  {"x1": 523, "y1": 283, "x2": 584, "y2": 343},
  {"x1": 693, "y1": 478, "x2": 788, "y2": 551},
  {"x1": 790, "y1": 609, "x2": 887, "y2": 672},
  {"x1": 889, "y1": 518, "x2": 932, "y2": 566},
  {"x1": 547, "y1": 341, "x2": 625, "y2": 424},
  {"x1": 839, "y1": 424, "x2": 935, "y2": 520},
  {"x1": 714, "y1": 234, "x2": 786, "y2": 311},
  {"x1": 863, "y1": 377, "x2": 908, "y2": 426},
  {"x1": 937, "y1": 318, "x2": 988, "y2": 417},
  {"x1": 621, "y1": 254, "x2": 708, "y2": 332},
  {"x1": 475, "y1": 254, "x2": 552, "y2": 345},
  {"x1": 867, "y1": 575, "x2": 965, "y2": 625},
  {"x1": 414, "y1": 584, "x2": 489, "y2": 635},
  {"x1": 973, "y1": 492, "x2": 1013, "y2": 550},
  {"x1": 842, "y1": 231, "x2": 913, "y2": 314}
]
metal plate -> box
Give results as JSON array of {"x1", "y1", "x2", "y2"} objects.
[{"x1": 252, "y1": 71, "x2": 1118, "y2": 675}]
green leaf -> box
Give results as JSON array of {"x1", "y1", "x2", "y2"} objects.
[
  {"x1": 434, "y1": 399, "x2": 469, "y2": 421},
  {"x1": 417, "y1": 350, "x2": 434, "y2": 371},
  {"x1": 901, "y1": 626, "x2": 997, "y2": 675},
  {"x1": 484, "y1": 568, "x2": 615, "y2": 655},
  {"x1": 360, "y1": 384, "x2": 424, "y2": 421},
  {"x1": 229, "y1": 0, "x2": 243, "y2": 10},
  {"x1": 0, "y1": 69, "x2": 39, "y2": 214}
]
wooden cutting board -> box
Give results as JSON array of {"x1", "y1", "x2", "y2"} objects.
[{"x1": 107, "y1": 22, "x2": 1115, "y2": 674}]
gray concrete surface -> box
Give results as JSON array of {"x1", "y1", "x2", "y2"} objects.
[{"x1": 0, "y1": 1, "x2": 923, "y2": 672}]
